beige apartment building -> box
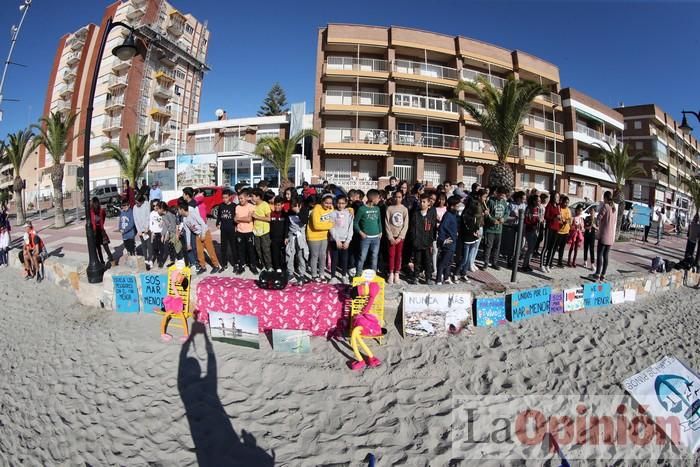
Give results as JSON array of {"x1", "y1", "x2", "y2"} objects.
[
  {"x1": 37, "y1": 0, "x2": 209, "y2": 193},
  {"x1": 312, "y1": 24, "x2": 564, "y2": 191},
  {"x1": 616, "y1": 104, "x2": 700, "y2": 223}
]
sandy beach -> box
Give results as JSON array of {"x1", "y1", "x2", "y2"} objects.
[{"x1": 0, "y1": 267, "x2": 698, "y2": 466}]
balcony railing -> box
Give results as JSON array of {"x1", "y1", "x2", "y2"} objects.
[
  {"x1": 580, "y1": 160, "x2": 608, "y2": 173},
  {"x1": 463, "y1": 136, "x2": 496, "y2": 154},
  {"x1": 108, "y1": 74, "x2": 128, "y2": 89},
  {"x1": 462, "y1": 101, "x2": 486, "y2": 116},
  {"x1": 102, "y1": 117, "x2": 122, "y2": 132},
  {"x1": 538, "y1": 92, "x2": 562, "y2": 106},
  {"x1": 461, "y1": 68, "x2": 506, "y2": 89},
  {"x1": 393, "y1": 93, "x2": 459, "y2": 114},
  {"x1": 324, "y1": 128, "x2": 389, "y2": 145},
  {"x1": 105, "y1": 97, "x2": 125, "y2": 110},
  {"x1": 222, "y1": 137, "x2": 257, "y2": 153},
  {"x1": 55, "y1": 101, "x2": 70, "y2": 113},
  {"x1": 392, "y1": 59, "x2": 458, "y2": 81},
  {"x1": 150, "y1": 105, "x2": 172, "y2": 118},
  {"x1": 575, "y1": 123, "x2": 621, "y2": 146},
  {"x1": 66, "y1": 52, "x2": 80, "y2": 66},
  {"x1": 392, "y1": 130, "x2": 460, "y2": 150},
  {"x1": 521, "y1": 146, "x2": 563, "y2": 164},
  {"x1": 324, "y1": 90, "x2": 389, "y2": 107},
  {"x1": 326, "y1": 56, "x2": 389, "y2": 73},
  {"x1": 154, "y1": 68, "x2": 176, "y2": 81},
  {"x1": 522, "y1": 114, "x2": 563, "y2": 135},
  {"x1": 153, "y1": 84, "x2": 173, "y2": 99},
  {"x1": 63, "y1": 69, "x2": 76, "y2": 82}
]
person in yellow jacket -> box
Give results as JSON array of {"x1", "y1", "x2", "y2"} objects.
[
  {"x1": 554, "y1": 195, "x2": 572, "y2": 267},
  {"x1": 307, "y1": 194, "x2": 335, "y2": 282}
]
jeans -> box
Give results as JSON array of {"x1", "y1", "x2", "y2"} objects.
[
  {"x1": 583, "y1": 231, "x2": 595, "y2": 263},
  {"x1": 151, "y1": 232, "x2": 163, "y2": 266},
  {"x1": 220, "y1": 229, "x2": 237, "y2": 268},
  {"x1": 139, "y1": 234, "x2": 151, "y2": 260},
  {"x1": 123, "y1": 238, "x2": 135, "y2": 256},
  {"x1": 436, "y1": 243, "x2": 456, "y2": 282},
  {"x1": 356, "y1": 236, "x2": 380, "y2": 273},
  {"x1": 458, "y1": 241, "x2": 479, "y2": 274},
  {"x1": 308, "y1": 239, "x2": 328, "y2": 278},
  {"x1": 643, "y1": 224, "x2": 651, "y2": 242},
  {"x1": 483, "y1": 232, "x2": 502, "y2": 267},
  {"x1": 0, "y1": 247, "x2": 7, "y2": 265},
  {"x1": 330, "y1": 241, "x2": 350, "y2": 277},
  {"x1": 387, "y1": 239, "x2": 404, "y2": 273},
  {"x1": 595, "y1": 243, "x2": 611, "y2": 277},
  {"x1": 522, "y1": 230, "x2": 538, "y2": 268},
  {"x1": 656, "y1": 222, "x2": 663, "y2": 242},
  {"x1": 236, "y1": 232, "x2": 256, "y2": 269}
]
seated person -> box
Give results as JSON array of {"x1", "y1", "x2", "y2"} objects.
[{"x1": 22, "y1": 222, "x2": 44, "y2": 281}]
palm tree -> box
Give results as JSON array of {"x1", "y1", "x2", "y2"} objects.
[
  {"x1": 102, "y1": 134, "x2": 156, "y2": 187},
  {"x1": 452, "y1": 77, "x2": 546, "y2": 192},
  {"x1": 3, "y1": 129, "x2": 39, "y2": 226},
  {"x1": 585, "y1": 142, "x2": 647, "y2": 240},
  {"x1": 255, "y1": 130, "x2": 318, "y2": 189},
  {"x1": 32, "y1": 111, "x2": 81, "y2": 229},
  {"x1": 682, "y1": 175, "x2": 700, "y2": 217}
]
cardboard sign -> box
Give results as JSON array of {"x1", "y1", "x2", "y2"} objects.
[
  {"x1": 632, "y1": 204, "x2": 651, "y2": 227},
  {"x1": 475, "y1": 297, "x2": 507, "y2": 327},
  {"x1": 403, "y1": 292, "x2": 473, "y2": 336},
  {"x1": 583, "y1": 282, "x2": 611, "y2": 308},
  {"x1": 610, "y1": 290, "x2": 625, "y2": 305},
  {"x1": 510, "y1": 286, "x2": 551, "y2": 322},
  {"x1": 113, "y1": 275, "x2": 139, "y2": 313},
  {"x1": 563, "y1": 287, "x2": 584, "y2": 312},
  {"x1": 272, "y1": 329, "x2": 311, "y2": 353},
  {"x1": 624, "y1": 288, "x2": 637, "y2": 303},
  {"x1": 140, "y1": 273, "x2": 167, "y2": 313},
  {"x1": 549, "y1": 292, "x2": 564, "y2": 315},
  {"x1": 622, "y1": 356, "x2": 700, "y2": 452},
  {"x1": 209, "y1": 312, "x2": 260, "y2": 349}
]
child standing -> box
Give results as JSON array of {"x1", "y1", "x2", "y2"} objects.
[
  {"x1": 521, "y1": 194, "x2": 541, "y2": 273},
  {"x1": 384, "y1": 190, "x2": 409, "y2": 284},
  {"x1": 286, "y1": 198, "x2": 309, "y2": 283},
  {"x1": 307, "y1": 194, "x2": 335, "y2": 282},
  {"x1": 234, "y1": 189, "x2": 257, "y2": 274},
  {"x1": 0, "y1": 224, "x2": 9, "y2": 267},
  {"x1": 149, "y1": 200, "x2": 164, "y2": 268},
  {"x1": 583, "y1": 206, "x2": 597, "y2": 270},
  {"x1": 157, "y1": 202, "x2": 178, "y2": 266},
  {"x1": 555, "y1": 196, "x2": 572, "y2": 267},
  {"x1": 354, "y1": 189, "x2": 382, "y2": 274},
  {"x1": 118, "y1": 199, "x2": 137, "y2": 257},
  {"x1": 408, "y1": 193, "x2": 437, "y2": 285},
  {"x1": 436, "y1": 196, "x2": 460, "y2": 284},
  {"x1": 567, "y1": 205, "x2": 584, "y2": 267},
  {"x1": 216, "y1": 189, "x2": 238, "y2": 272},
  {"x1": 178, "y1": 199, "x2": 221, "y2": 275},
  {"x1": 251, "y1": 188, "x2": 272, "y2": 270},
  {"x1": 329, "y1": 194, "x2": 353, "y2": 283},
  {"x1": 269, "y1": 196, "x2": 289, "y2": 271}
]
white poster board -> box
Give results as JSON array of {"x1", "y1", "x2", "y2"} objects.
[
  {"x1": 622, "y1": 356, "x2": 700, "y2": 453},
  {"x1": 403, "y1": 292, "x2": 473, "y2": 337}
]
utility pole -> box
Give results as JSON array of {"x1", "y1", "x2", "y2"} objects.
[{"x1": 0, "y1": 0, "x2": 32, "y2": 122}]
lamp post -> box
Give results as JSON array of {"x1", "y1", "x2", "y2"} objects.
[
  {"x1": 84, "y1": 18, "x2": 140, "y2": 283},
  {"x1": 0, "y1": 0, "x2": 32, "y2": 123}
]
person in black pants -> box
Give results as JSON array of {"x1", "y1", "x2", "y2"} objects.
[
  {"x1": 269, "y1": 196, "x2": 288, "y2": 271},
  {"x1": 642, "y1": 203, "x2": 653, "y2": 242},
  {"x1": 582, "y1": 205, "x2": 597, "y2": 270},
  {"x1": 216, "y1": 189, "x2": 237, "y2": 272}
]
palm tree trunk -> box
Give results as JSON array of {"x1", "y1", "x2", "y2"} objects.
[
  {"x1": 51, "y1": 163, "x2": 66, "y2": 228},
  {"x1": 279, "y1": 177, "x2": 293, "y2": 191},
  {"x1": 13, "y1": 177, "x2": 25, "y2": 227}
]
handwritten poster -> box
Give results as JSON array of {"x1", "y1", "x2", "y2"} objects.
[
  {"x1": 475, "y1": 297, "x2": 507, "y2": 327},
  {"x1": 113, "y1": 275, "x2": 139, "y2": 313},
  {"x1": 584, "y1": 283, "x2": 612, "y2": 308},
  {"x1": 549, "y1": 292, "x2": 564, "y2": 315},
  {"x1": 563, "y1": 287, "x2": 584, "y2": 312},
  {"x1": 140, "y1": 273, "x2": 167, "y2": 313},
  {"x1": 403, "y1": 292, "x2": 473, "y2": 336},
  {"x1": 624, "y1": 288, "x2": 637, "y2": 303},
  {"x1": 510, "y1": 286, "x2": 551, "y2": 322},
  {"x1": 611, "y1": 289, "x2": 626, "y2": 305}
]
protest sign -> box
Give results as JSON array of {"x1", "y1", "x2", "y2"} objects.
[
  {"x1": 113, "y1": 275, "x2": 139, "y2": 313},
  {"x1": 624, "y1": 288, "x2": 637, "y2": 302},
  {"x1": 549, "y1": 292, "x2": 564, "y2": 315},
  {"x1": 509, "y1": 286, "x2": 551, "y2": 322},
  {"x1": 611, "y1": 290, "x2": 625, "y2": 304},
  {"x1": 563, "y1": 287, "x2": 584, "y2": 312},
  {"x1": 632, "y1": 204, "x2": 651, "y2": 227},
  {"x1": 140, "y1": 273, "x2": 167, "y2": 313},
  {"x1": 272, "y1": 329, "x2": 311, "y2": 353},
  {"x1": 403, "y1": 292, "x2": 473, "y2": 336},
  {"x1": 583, "y1": 282, "x2": 611, "y2": 308},
  {"x1": 209, "y1": 312, "x2": 260, "y2": 349},
  {"x1": 475, "y1": 297, "x2": 507, "y2": 327}
]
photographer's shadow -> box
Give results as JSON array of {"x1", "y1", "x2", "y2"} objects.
[{"x1": 178, "y1": 322, "x2": 275, "y2": 466}]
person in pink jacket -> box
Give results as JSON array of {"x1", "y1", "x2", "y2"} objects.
[{"x1": 593, "y1": 191, "x2": 617, "y2": 281}]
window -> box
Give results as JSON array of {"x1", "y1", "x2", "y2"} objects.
[
  {"x1": 583, "y1": 184, "x2": 595, "y2": 201},
  {"x1": 635, "y1": 141, "x2": 643, "y2": 150},
  {"x1": 174, "y1": 85, "x2": 182, "y2": 96},
  {"x1": 185, "y1": 24, "x2": 194, "y2": 34},
  {"x1": 633, "y1": 184, "x2": 642, "y2": 199},
  {"x1": 462, "y1": 166, "x2": 481, "y2": 187},
  {"x1": 624, "y1": 121, "x2": 629, "y2": 130},
  {"x1": 175, "y1": 70, "x2": 186, "y2": 79},
  {"x1": 568, "y1": 181, "x2": 578, "y2": 195},
  {"x1": 634, "y1": 120, "x2": 642, "y2": 129},
  {"x1": 194, "y1": 135, "x2": 215, "y2": 154}
]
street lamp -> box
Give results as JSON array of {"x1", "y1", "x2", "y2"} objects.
[
  {"x1": 679, "y1": 110, "x2": 699, "y2": 133},
  {"x1": 84, "y1": 19, "x2": 142, "y2": 283},
  {"x1": 0, "y1": 0, "x2": 32, "y2": 122}
]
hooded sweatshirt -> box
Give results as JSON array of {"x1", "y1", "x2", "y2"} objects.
[
  {"x1": 410, "y1": 208, "x2": 437, "y2": 250},
  {"x1": 330, "y1": 208, "x2": 354, "y2": 243},
  {"x1": 307, "y1": 204, "x2": 335, "y2": 242},
  {"x1": 437, "y1": 210, "x2": 458, "y2": 246},
  {"x1": 385, "y1": 203, "x2": 409, "y2": 240},
  {"x1": 119, "y1": 208, "x2": 136, "y2": 240},
  {"x1": 133, "y1": 202, "x2": 150, "y2": 234}
]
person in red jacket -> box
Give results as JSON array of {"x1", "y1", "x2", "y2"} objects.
[
  {"x1": 90, "y1": 197, "x2": 114, "y2": 265},
  {"x1": 542, "y1": 192, "x2": 561, "y2": 273}
]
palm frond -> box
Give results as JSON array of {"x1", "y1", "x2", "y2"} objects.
[
  {"x1": 588, "y1": 142, "x2": 647, "y2": 189},
  {"x1": 31, "y1": 111, "x2": 81, "y2": 165},
  {"x1": 104, "y1": 134, "x2": 156, "y2": 185},
  {"x1": 255, "y1": 130, "x2": 318, "y2": 185},
  {"x1": 4, "y1": 128, "x2": 38, "y2": 175}
]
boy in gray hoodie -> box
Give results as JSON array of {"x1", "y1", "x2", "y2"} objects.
[
  {"x1": 285, "y1": 198, "x2": 309, "y2": 283},
  {"x1": 329, "y1": 194, "x2": 354, "y2": 282}
]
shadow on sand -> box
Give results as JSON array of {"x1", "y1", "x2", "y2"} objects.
[{"x1": 178, "y1": 322, "x2": 275, "y2": 466}]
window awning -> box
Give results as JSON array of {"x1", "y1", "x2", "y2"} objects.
[
  {"x1": 576, "y1": 109, "x2": 604, "y2": 124},
  {"x1": 462, "y1": 156, "x2": 496, "y2": 166},
  {"x1": 324, "y1": 149, "x2": 389, "y2": 157}
]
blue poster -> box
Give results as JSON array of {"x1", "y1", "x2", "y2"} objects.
[
  {"x1": 583, "y1": 282, "x2": 612, "y2": 308},
  {"x1": 550, "y1": 292, "x2": 564, "y2": 315},
  {"x1": 510, "y1": 286, "x2": 551, "y2": 322},
  {"x1": 113, "y1": 275, "x2": 140, "y2": 313},
  {"x1": 475, "y1": 297, "x2": 507, "y2": 327},
  {"x1": 140, "y1": 273, "x2": 168, "y2": 313},
  {"x1": 632, "y1": 205, "x2": 651, "y2": 227}
]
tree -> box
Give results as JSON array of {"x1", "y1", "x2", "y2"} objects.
[
  {"x1": 682, "y1": 175, "x2": 700, "y2": 217},
  {"x1": 32, "y1": 111, "x2": 80, "y2": 229},
  {"x1": 585, "y1": 142, "x2": 647, "y2": 240},
  {"x1": 255, "y1": 130, "x2": 317, "y2": 189},
  {"x1": 103, "y1": 134, "x2": 156, "y2": 187},
  {"x1": 453, "y1": 77, "x2": 546, "y2": 192},
  {"x1": 257, "y1": 82, "x2": 289, "y2": 117},
  {"x1": 2, "y1": 130, "x2": 39, "y2": 226}
]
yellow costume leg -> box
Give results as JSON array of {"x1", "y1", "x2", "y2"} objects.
[
  {"x1": 356, "y1": 332, "x2": 374, "y2": 360},
  {"x1": 351, "y1": 327, "x2": 364, "y2": 362}
]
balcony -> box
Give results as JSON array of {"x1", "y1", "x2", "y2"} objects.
[
  {"x1": 323, "y1": 128, "x2": 390, "y2": 149},
  {"x1": 392, "y1": 130, "x2": 460, "y2": 155},
  {"x1": 522, "y1": 114, "x2": 563, "y2": 136},
  {"x1": 102, "y1": 117, "x2": 122, "y2": 133},
  {"x1": 149, "y1": 105, "x2": 172, "y2": 119},
  {"x1": 462, "y1": 136, "x2": 497, "y2": 159},
  {"x1": 392, "y1": 93, "x2": 459, "y2": 120},
  {"x1": 55, "y1": 101, "x2": 71, "y2": 113},
  {"x1": 520, "y1": 146, "x2": 563, "y2": 165},
  {"x1": 110, "y1": 56, "x2": 131, "y2": 72},
  {"x1": 535, "y1": 91, "x2": 562, "y2": 107},
  {"x1": 57, "y1": 84, "x2": 73, "y2": 99},
  {"x1": 461, "y1": 101, "x2": 486, "y2": 123},
  {"x1": 167, "y1": 11, "x2": 187, "y2": 36},
  {"x1": 159, "y1": 53, "x2": 178, "y2": 68},
  {"x1": 153, "y1": 84, "x2": 173, "y2": 100},
  {"x1": 324, "y1": 56, "x2": 389, "y2": 79},
  {"x1": 63, "y1": 69, "x2": 76, "y2": 82},
  {"x1": 68, "y1": 35, "x2": 84, "y2": 51},
  {"x1": 66, "y1": 52, "x2": 80, "y2": 67},
  {"x1": 392, "y1": 59, "x2": 458, "y2": 86},
  {"x1": 125, "y1": 4, "x2": 145, "y2": 20},
  {"x1": 105, "y1": 97, "x2": 125, "y2": 111},
  {"x1": 322, "y1": 91, "x2": 389, "y2": 114},
  {"x1": 574, "y1": 123, "x2": 622, "y2": 148},
  {"x1": 461, "y1": 68, "x2": 506, "y2": 89},
  {"x1": 131, "y1": 0, "x2": 147, "y2": 6},
  {"x1": 107, "y1": 74, "x2": 128, "y2": 90},
  {"x1": 154, "y1": 69, "x2": 176, "y2": 84},
  {"x1": 0, "y1": 174, "x2": 13, "y2": 190}
]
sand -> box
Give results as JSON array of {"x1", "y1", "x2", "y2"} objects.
[{"x1": 0, "y1": 267, "x2": 698, "y2": 466}]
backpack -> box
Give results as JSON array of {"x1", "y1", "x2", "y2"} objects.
[{"x1": 256, "y1": 269, "x2": 288, "y2": 290}]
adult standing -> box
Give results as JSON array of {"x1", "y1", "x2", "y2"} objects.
[
  {"x1": 138, "y1": 179, "x2": 150, "y2": 201},
  {"x1": 654, "y1": 206, "x2": 667, "y2": 245},
  {"x1": 542, "y1": 192, "x2": 561, "y2": 273},
  {"x1": 149, "y1": 181, "x2": 162, "y2": 202},
  {"x1": 133, "y1": 196, "x2": 151, "y2": 266},
  {"x1": 457, "y1": 189, "x2": 487, "y2": 279},
  {"x1": 643, "y1": 202, "x2": 653, "y2": 242},
  {"x1": 593, "y1": 191, "x2": 617, "y2": 282},
  {"x1": 90, "y1": 197, "x2": 114, "y2": 266},
  {"x1": 121, "y1": 179, "x2": 135, "y2": 208},
  {"x1": 481, "y1": 186, "x2": 508, "y2": 271}
]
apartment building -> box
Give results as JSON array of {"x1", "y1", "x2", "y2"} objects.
[
  {"x1": 183, "y1": 113, "x2": 313, "y2": 192},
  {"x1": 616, "y1": 104, "x2": 700, "y2": 222},
  {"x1": 39, "y1": 0, "x2": 209, "y2": 192},
  {"x1": 312, "y1": 24, "x2": 564, "y2": 192},
  {"x1": 560, "y1": 88, "x2": 624, "y2": 202}
]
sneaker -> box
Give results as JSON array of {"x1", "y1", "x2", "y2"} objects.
[
  {"x1": 250, "y1": 266, "x2": 259, "y2": 275},
  {"x1": 470, "y1": 265, "x2": 478, "y2": 272},
  {"x1": 313, "y1": 276, "x2": 322, "y2": 283},
  {"x1": 210, "y1": 267, "x2": 221, "y2": 274},
  {"x1": 435, "y1": 281, "x2": 443, "y2": 285},
  {"x1": 425, "y1": 280, "x2": 434, "y2": 285},
  {"x1": 145, "y1": 263, "x2": 151, "y2": 271},
  {"x1": 445, "y1": 278, "x2": 453, "y2": 284},
  {"x1": 583, "y1": 261, "x2": 588, "y2": 269},
  {"x1": 492, "y1": 265, "x2": 501, "y2": 271},
  {"x1": 196, "y1": 267, "x2": 206, "y2": 275},
  {"x1": 221, "y1": 265, "x2": 228, "y2": 272},
  {"x1": 461, "y1": 274, "x2": 470, "y2": 282}
]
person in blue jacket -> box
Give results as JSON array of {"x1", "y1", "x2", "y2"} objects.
[
  {"x1": 118, "y1": 199, "x2": 137, "y2": 256},
  {"x1": 436, "y1": 196, "x2": 460, "y2": 284}
]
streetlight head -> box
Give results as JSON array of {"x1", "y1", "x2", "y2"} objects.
[
  {"x1": 112, "y1": 31, "x2": 137, "y2": 61},
  {"x1": 680, "y1": 114, "x2": 693, "y2": 133}
]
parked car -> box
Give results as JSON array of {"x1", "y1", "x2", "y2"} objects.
[
  {"x1": 90, "y1": 184, "x2": 120, "y2": 205},
  {"x1": 167, "y1": 186, "x2": 225, "y2": 219}
]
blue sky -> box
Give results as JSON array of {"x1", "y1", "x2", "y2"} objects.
[{"x1": 1, "y1": 0, "x2": 699, "y2": 136}]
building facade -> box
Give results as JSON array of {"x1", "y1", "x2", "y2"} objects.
[
  {"x1": 39, "y1": 0, "x2": 209, "y2": 192},
  {"x1": 560, "y1": 87, "x2": 623, "y2": 202},
  {"x1": 312, "y1": 24, "x2": 564, "y2": 192},
  {"x1": 616, "y1": 104, "x2": 700, "y2": 223}
]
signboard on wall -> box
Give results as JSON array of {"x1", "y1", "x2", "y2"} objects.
[{"x1": 176, "y1": 153, "x2": 217, "y2": 188}]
